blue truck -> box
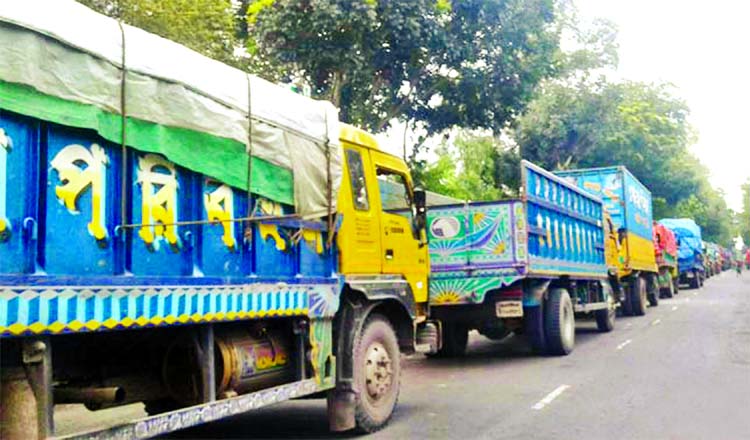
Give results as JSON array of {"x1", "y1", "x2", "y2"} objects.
[
  {"x1": 0, "y1": 3, "x2": 435, "y2": 438},
  {"x1": 426, "y1": 161, "x2": 617, "y2": 356},
  {"x1": 555, "y1": 166, "x2": 660, "y2": 315},
  {"x1": 658, "y1": 218, "x2": 705, "y2": 289}
]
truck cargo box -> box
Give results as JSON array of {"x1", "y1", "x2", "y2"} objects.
[
  {"x1": 555, "y1": 166, "x2": 657, "y2": 274},
  {"x1": 428, "y1": 161, "x2": 608, "y2": 306}
]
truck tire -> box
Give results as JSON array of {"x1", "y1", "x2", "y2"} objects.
[
  {"x1": 690, "y1": 270, "x2": 700, "y2": 289},
  {"x1": 544, "y1": 288, "x2": 575, "y2": 355},
  {"x1": 431, "y1": 322, "x2": 469, "y2": 357},
  {"x1": 630, "y1": 276, "x2": 647, "y2": 316},
  {"x1": 660, "y1": 274, "x2": 674, "y2": 298},
  {"x1": 672, "y1": 277, "x2": 679, "y2": 295},
  {"x1": 647, "y1": 275, "x2": 659, "y2": 307},
  {"x1": 353, "y1": 314, "x2": 401, "y2": 433},
  {"x1": 524, "y1": 305, "x2": 548, "y2": 354},
  {"x1": 595, "y1": 296, "x2": 616, "y2": 332}
]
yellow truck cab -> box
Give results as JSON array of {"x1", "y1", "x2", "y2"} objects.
[
  {"x1": 327, "y1": 124, "x2": 436, "y2": 432},
  {"x1": 337, "y1": 124, "x2": 429, "y2": 308}
]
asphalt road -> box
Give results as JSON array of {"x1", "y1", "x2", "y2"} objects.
[{"x1": 56, "y1": 271, "x2": 750, "y2": 439}]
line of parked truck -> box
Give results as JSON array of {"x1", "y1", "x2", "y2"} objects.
[{"x1": 0, "y1": 3, "x2": 733, "y2": 439}]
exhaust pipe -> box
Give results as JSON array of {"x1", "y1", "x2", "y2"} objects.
[{"x1": 54, "y1": 386, "x2": 125, "y2": 406}]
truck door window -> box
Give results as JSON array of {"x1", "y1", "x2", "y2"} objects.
[
  {"x1": 346, "y1": 149, "x2": 370, "y2": 211},
  {"x1": 376, "y1": 168, "x2": 412, "y2": 213}
]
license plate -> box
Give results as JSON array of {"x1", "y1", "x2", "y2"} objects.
[{"x1": 495, "y1": 300, "x2": 523, "y2": 318}]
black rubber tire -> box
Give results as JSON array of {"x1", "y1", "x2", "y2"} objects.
[
  {"x1": 353, "y1": 314, "x2": 401, "y2": 434},
  {"x1": 595, "y1": 296, "x2": 616, "y2": 332},
  {"x1": 699, "y1": 272, "x2": 705, "y2": 287},
  {"x1": 660, "y1": 274, "x2": 675, "y2": 298},
  {"x1": 630, "y1": 276, "x2": 647, "y2": 316},
  {"x1": 544, "y1": 288, "x2": 575, "y2": 355},
  {"x1": 690, "y1": 270, "x2": 700, "y2": 289},
  {"x1": 648, "y1": 278, "x2": 659, "y2": 307},
  {"x1": 524, "y1": 305, "x2": 548, "y2": 354},
  {"x1": 432, "y1": 321, "x2": 469, "y2": 358},
  {"x1": 673, "y1": 277, "x2": 679, "y2": 295}
]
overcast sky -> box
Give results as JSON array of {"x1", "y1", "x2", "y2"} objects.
[{"x1": 574, "y1": 0, "x2": 750, "y2": 211}]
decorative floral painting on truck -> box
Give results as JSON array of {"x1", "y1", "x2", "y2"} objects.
[{"x1": 427, "y1": 201, "x2": 528, "y2": 304}]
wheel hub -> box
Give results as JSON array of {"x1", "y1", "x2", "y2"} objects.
[{"x1": 364, "y1": 342, "x2": 393, "y2": 401}]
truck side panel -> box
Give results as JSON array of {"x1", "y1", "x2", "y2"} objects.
[
  {"x1": 556, "y1": 167, "x2": 657, "y2": 274},
  {"x1": 0, "y1": 111, "x2": 339, "y2": 339},
  {"x1": 427, "y1": 201, "x2": 525, "y2": 305},
  {"x1": 523, "y1": 162, "x2": 607, "y2": 279}
]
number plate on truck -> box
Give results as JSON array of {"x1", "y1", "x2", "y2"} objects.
[{"x1": 495, "y1": 300, "x2": 523, "y2": 318}]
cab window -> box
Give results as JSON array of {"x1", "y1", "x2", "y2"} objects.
[
  {"x1": 346, "y1": 149, "x2": 369, "y2": 211},
  {"x1": 376, "y1": 168, "x2": 412, "y2": 212}
]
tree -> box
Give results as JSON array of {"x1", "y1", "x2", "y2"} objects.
[
  {"x1": 77, "y1": 0, "x2": 241, "y2": 67},
  {"x1": 740, "y1": 178, "x2": 750, "y2": 245},
  {"x1": 510, "y1": 78, "x2": 735, "y2": 244},
  {"x1": 416, "y1": 132, "x2": 511, "y2": 201},
  {"x1": 248, "y1": 0, "x2": 562, "y2": 134}
]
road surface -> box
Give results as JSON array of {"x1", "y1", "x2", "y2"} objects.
[{"x1": 56, "y1": 271, "x2": 750, "y2": 439}]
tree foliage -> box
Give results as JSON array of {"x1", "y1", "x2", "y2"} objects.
[
  {"x1": 248, "y1": 0, "x2": 561, "y2": 134},
  {"x1": 739, "y1": 179, "x2": 750, "y2": 246}
]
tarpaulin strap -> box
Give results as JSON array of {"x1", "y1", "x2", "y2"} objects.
[
  {"x1": 324, "y1": 109, "x2": 334, "y2": 249},
  {"x1": 117, "y1": 19, "x2": 128, "y2": 230},
  {"x1": 244, "y1": 74, "x2": 253, "y2": 244}
]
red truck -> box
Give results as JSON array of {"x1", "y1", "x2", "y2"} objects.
[{"x1": 653, "y1": 222, "x2": 679, "y2": 297}]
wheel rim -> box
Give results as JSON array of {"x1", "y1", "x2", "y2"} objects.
[{"x1": 364, "y1": 341, "x2": 393, "y2": 405}]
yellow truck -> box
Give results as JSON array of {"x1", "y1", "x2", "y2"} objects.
[
  {"x1": 0, "y1": 4, "x2": 436, "y2": 438},
  {"x1": 556, "y1": 167, "x2": 660, "y2": 316}
]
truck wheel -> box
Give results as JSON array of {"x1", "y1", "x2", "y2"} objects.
[
  {"x1": 595, "y1": 295, "x2": 616, "y2": 332},
  {"x1": 630, "y1": 277, "x2": 647, "y2": 316},
  {"x1": 432, "y1": 322, "x2": 469, "y2": 357},
  {"x1": 524, "y1": 305, "x2": 547, "y2": 354},
  {"x1": 544, "y1": 288, "x2": 575, "y2": 355},
  {"x1": 673, "y1": 277, "x2": 679, "y2": 295},
  {"x1": 353, "y1": 314, "x2": 400, "y2": 433},
  {"x1": 660, "y1": 275, "x2": 674, "y2": 298},
  {"x1": 690, "y1": 271, "x2": 700, "y2": 289},
  {"x1": 647, "y1": 277, "x2": 659, "y2": 307}
]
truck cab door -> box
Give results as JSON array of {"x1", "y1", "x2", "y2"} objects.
[
  {"x1": 370, "y1": 151, "x2": 429, "y2": 303},
  {"x1": 336, "y1": 144, "x2": 381, "y2": 274}
]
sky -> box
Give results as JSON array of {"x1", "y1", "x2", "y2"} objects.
[{"x1": 574, "y1": 0, "x2": 750, "y2": 211}]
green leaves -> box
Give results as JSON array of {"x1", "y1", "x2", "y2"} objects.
[
  {"x1": 513, "y1": 79, "x2": 735, "y2": 245},
  {"x1": 249, "y1": 0, "x2": 561, "y2": 134}
]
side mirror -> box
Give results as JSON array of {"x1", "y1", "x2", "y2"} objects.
[
  {"x1": 617, "y1": 227, "x2": 626, "y2": 245},
  {"x1": 413, "y1": 188, "x2": 428, "y2": 244},
  {"x1": 414, "y1": 188, "x2": 427, "y2": 213}
]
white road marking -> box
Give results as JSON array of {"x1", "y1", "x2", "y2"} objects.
[
  {"x1": 651, "y1": 319, "x2": 661, "y2": 326},
  {"x1": 532, "y1": 385, "x2": 570, "y2": 410},
  {"x1": 616, "y1": 339, "x2": 633, "y2": 350},
  {"x1": 671, "y1": 306, "x2": 679, "y2": 311}
]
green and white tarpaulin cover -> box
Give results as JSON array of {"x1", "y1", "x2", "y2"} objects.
[{"x1": 0, "y1": 0, "x2": 342, "y2": 215}]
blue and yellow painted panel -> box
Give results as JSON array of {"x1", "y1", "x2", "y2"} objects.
[
  {"x1": 0, "y1": 109, "x2": 338, "y2": 337},
  {"x1": 0, "y1": 111, "x2": 38, "y2": 274},
  {"x1": 0, "y1": 282, "x2": 339, "y2": 337},
  {"x1": 556, "y1": 166, "x2": 657, "y2": 274}
]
